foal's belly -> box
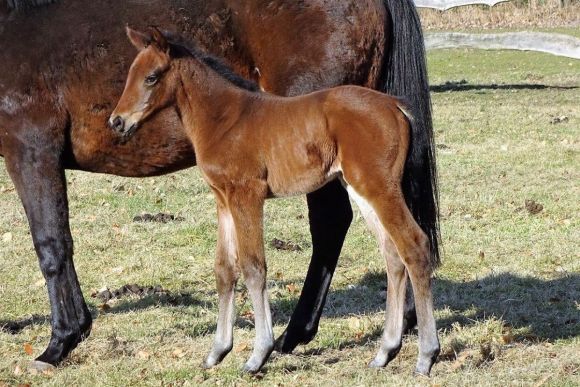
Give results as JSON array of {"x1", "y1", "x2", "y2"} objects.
[{"x1": 264, "y1": 144, "x2": 339, "y2": 198}]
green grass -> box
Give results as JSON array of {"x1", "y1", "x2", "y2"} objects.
[{"x1": 1, "y1": 46, "x2": 579, "y2": 385}]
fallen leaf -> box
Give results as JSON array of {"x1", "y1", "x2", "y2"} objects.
[
  {"x1": 33, "y1": 278, "x2": 46, "y2": 288},
  {"x1": 135, "y1": 350, "x2": 150, "y2": 360},
  {"x1": 286, "y1": 283, "x2": 299, "y2": 294},
  {"x1": 98, "y1": 303, "x2": 111, "y2": 312},
  {"x1": 241, "y1": 310, "x2": 254, "y2": 319},
  {"x1": 13, "y1": 365, "x2": 22, "y2": 376},
  {"x1": 172, "y1": 348, "x2": 185, "y2": 358},
  {"x1": 234, "y1": 343, "x2": 249, "y2": 353},
  {"x1": 501, "y1": 332, "x2": 514, "y2": 344},
  {"x1": 2, "y1": 232, "x2": 13, "y2": 243},
  {"x1": 110, "y1": 266, "x2": 124, "y2": 274},
  {"x1": 23, "y1": 343, "x2": 33, "y2": 355},
  {"x1": 450, "y1": 349, "x2": 476, "y2": 371}
]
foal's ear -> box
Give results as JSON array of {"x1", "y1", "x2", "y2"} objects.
[
  {"x1": 149, "y1": 27, "x2": 169, "y2": 55},
  {"x1": 126, "y1": 26, "x2": 151, "y2": 52}
]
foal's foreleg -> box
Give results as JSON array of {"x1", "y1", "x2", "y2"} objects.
[
  {"x1": 205, "y1": 202, "x2": 239, "y2": 368},
  {"x1": 228, "y1": 188, "x2": 274, "y2": 373}
]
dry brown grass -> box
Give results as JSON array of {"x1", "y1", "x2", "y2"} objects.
[{"x1": 419, "y1": 1, "x2": 580, "y2": 30}]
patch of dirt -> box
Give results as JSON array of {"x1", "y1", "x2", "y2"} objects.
[
  {"x1": 91, "y1": 284, "x2": 166, "y2": 302},
  {"x1": 270, "y1": 238, "x2": 302, "y2": 252},
  {"x1": 550, "y1": 115, "x2": 569, "y2": 124},
  {"x1": 525, "y1": 199, "x2": 544, "y2": 214},
  {"x1": 133, "y1": 213, "x2": 185, "y2": 223}
]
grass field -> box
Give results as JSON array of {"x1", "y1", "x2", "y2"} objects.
[{"x1": 1, "y1": 32, "x2": 579, "y2": 386}]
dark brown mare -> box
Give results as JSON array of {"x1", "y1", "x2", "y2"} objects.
[
  {"x1": 0, "y1": 0, "x2": 438, "y2": 370},
  {"x1": 111, "y1": 27, "x2": 440, "y2": 375}
]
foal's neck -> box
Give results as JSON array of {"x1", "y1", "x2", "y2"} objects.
[{"x1": 175, "y1": 58, "x2": 252, "y2": 154}]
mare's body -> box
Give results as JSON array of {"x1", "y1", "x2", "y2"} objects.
[
  {"x1": 110, "y1": 29, "x2": 440, "y2": 374},
  {"x1": 0, "y1": 0, "x2": 438, "y2": 367}
]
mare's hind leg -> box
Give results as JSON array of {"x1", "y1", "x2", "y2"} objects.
[
  {"x1": 343, "y1": 179, "x2": 439, "y2": 376},
  {"x1": 346, "y1": 187, "x2": 408, "y2": 367},
  {"x1": 227, "y1": 183, "x2": 274, "y2": 373},
  {"x1": 204, "y1": 199, "x2": 239, "y2": 368},
  {"x1": 275, "y1": 179, "x2": 353, "y2": 353},
  {"x1": 3, "y1": 121, "x2": 92, "y2": 367}
]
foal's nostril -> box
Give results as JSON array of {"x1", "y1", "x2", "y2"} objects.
[{"x1": 109, "y1": 116, "x2": 125, "y2": 132}]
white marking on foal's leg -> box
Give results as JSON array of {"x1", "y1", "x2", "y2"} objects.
[
  {"x1": 344, "y1": 184, "x2": 407, "y2": 368},
  {"x1": 242, "y1": 265, "x2": 274, "y2": 373},
  {"x1": 205, "y1": 210, "x2": 237, "y2": 368}
]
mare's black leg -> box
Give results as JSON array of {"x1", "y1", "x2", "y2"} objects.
[
  {"x1": 4, "y1": 133, "x2": 91, "y2": 367},
  {"x1": 275, "y1": 179, "x2": 352, "y2": 353}
]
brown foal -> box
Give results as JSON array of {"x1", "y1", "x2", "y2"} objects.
[{"x1": 110, "y1": 27, "x2": 440, "y2": 375}]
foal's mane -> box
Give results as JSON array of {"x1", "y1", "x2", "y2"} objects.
[
  {"x1": 163, "y1": 32, "x2": 260, "y2": 93},
  {"x1": 7, "y1": 0, "x2": 56, "y2": 10}
]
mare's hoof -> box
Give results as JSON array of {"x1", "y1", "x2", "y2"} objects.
[
  {"x1": 273, "y1": 330, "x2": 294, "y2": 354},
  {"x1": 28, "y1": 360, "x2": 56, "y2": 373},
  {"x1": 274, "y1": 328, "x2": 315, "y2": 354}
]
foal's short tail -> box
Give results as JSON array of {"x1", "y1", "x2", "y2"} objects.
[{"x1": 381, "y1": 0, "x2": 440, "y2": 268}]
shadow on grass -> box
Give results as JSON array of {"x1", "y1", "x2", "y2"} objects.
[
  {"x1": 430, "y1": 80, "x2": 578, "y2": 93},
  {"x1": 3, "y1": 272, "x2": 578, "y2": 343},
  {"x1": 0, "y1": 314, "x2": 49, "y2": 334},
  {"x1": 340, "y1": 270, "x2": 579, "y2": 341}
]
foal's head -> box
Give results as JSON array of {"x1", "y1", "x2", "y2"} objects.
[{"x1": 109, "y1": 27, "x2": 177, "y2": 137}]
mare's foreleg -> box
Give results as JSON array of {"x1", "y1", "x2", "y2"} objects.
[
  {"x1": 275, "y1": 179, "x2": 352, "y2": 353},
  {"x1": 3, "y1": 125, "x2": 92, "y2": 368},
  {"x1": 204, "y1": 201, "x2": 239, "y2": 368},
  {"x1": 228, "y1": 184, "x2": 273, "y2": 373}
]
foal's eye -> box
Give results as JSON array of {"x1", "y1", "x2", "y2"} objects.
[{"x1": 144, "y1": 74, "x2": 159, "y2": 86}]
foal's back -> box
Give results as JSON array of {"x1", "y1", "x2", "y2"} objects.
[{"x1": 220, "y1": 86, "x2": 410, "y2": 197}]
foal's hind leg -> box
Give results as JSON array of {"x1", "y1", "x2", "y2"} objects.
[
  {"x1": 344, "y1": 179, "x2": 439, "y2": 376},
  {"x1": 204, "y1": 200, "x2": 239, "y2": 368},
  {"x1": 227, "y1": 183, "x2": 274, "y2": 373},
  {"x1": 346, "y1": 187, "x2": 408, "y2": 367}
]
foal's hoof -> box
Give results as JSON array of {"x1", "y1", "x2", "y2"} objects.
[
  {"x1": 28, "y1": 360, "x2": 56, "y2": 374},
  {"x1": 203, "y1": 344, "x2": 233, "y2": 369},
  {"x1": 414, "y1": 354, "x2": 438, "y2": 377},
  {"x1": 242, "y1": 346, "x2": 273, "y2": 374},
  {"x1": 368, "y1": 358, "x2": 387, "y2": 368},
  {"x1": 242, "y1": 359, "x2": 263, "y2": 374},
  {"x1": 203, "y1": 354, "x2": 223, "y2": 369},
  {"x1": 414, "y1": 367, "x2": 432, "y2": 378}
]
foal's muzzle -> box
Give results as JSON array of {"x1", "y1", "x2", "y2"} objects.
[{"x1": 108, "y1": 115, "x2": 138, "y2": 137}]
